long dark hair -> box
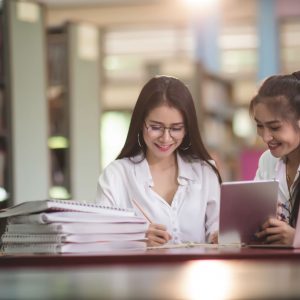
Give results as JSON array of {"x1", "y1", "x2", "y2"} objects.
[
  {"x1": 249, "y1": 71, "x2": 300, "y2": 227},
  {"x1": 117, "y1": 75, "x2": 222, "y2": 183}
]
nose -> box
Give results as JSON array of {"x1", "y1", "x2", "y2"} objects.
[
  {"x1": 161, "y1": 128, "x2": 173, "y2": 141},
  {"x1": 261, "y1": 128, "x2": 273, "y2": 143}
]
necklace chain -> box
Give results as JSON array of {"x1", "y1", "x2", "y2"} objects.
[
  {"x1": 286, "y1": 166, "x2": 293, "y2": 195},
  {"x1": 284, "y1": 157, "x2": 300, "y2": 224},
  {"x1": 285, "y1": 163, "x2": 293, "y2": 218}
]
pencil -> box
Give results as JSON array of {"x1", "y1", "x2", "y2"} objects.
[{"x1": 131, "y1": 198, "x2": 153, "y2": 224}]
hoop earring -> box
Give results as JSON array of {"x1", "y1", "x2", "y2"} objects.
[{"x1": 138, "y1": 133, "x2": 142, "y2": 148}]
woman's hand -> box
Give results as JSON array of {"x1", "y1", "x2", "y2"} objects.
[
  {"x1": 208, "y1": 231, "x2": 218, "y2": 244},
  {"x1": 255, "y1": 217, "x2": 295, "y2": 245},
  {"x1": 146, "y1": 223, "x2": 172, "y2": 247}
]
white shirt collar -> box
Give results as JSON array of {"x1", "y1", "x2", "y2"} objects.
[
  {"x1": 177, "y1": 152, "x2": 199, "y2": 183},
  {"x1": 131, "y1": 152, "x2": 199, "y2": 187}
]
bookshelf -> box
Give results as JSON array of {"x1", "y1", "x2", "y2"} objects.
[
  {"x1": 157, "y1": 59, "x2": 236, "y2": 180},
  {"x1": 1, "y1": 0, "x2": 49, "y2": 205},
  {"x1": 47, "y1": 22, "x2": 101, "y2": 201},
  {"x1": 0, "y1": 9, "x2": 10, "y2": 208},
  {"x1": 194, "y1": 64, "x2": 237, "y2": 180},
  {"x1": 47, "y1": 26, "x2": 70, "y2": 198},
  {"x1": 0, "y1": 6, "x2": 101, "y2": 204}
]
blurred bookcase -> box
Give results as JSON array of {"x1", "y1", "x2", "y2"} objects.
[
  {"x1": 47, "y1": 26, "x2": 70, "y2": 199},
  {"x1": 47, "y1": 22, "x2": 101, "y2": 200},
  {"x1": 1, "y1": 0, "x2": 49, "y2": 205},
  {"x1": 195, "y1": 65, "x2": 237, "y2": 181},
  {"x1": 1, "y1": 1, "x2": 101, "y2": 204},
  {"x1": 0, "y1": 8, "x2": 10, "y2": 208},
  {"x1": 156, "y1": 58, "x2": 237, "y2": 180}
]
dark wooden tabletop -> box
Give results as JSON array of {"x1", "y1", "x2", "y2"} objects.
[
  {"x1": 2, "y1": 246, "x2": 300, "y2": 299},
  {"x1": 1, "y1": 245, "x2": 300, "y2": 268}
]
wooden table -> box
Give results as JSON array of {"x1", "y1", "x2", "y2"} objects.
[
  {"x1": 1, "y1": 246, "x2": 300, "y2": 299},
  {"x1": 1, "y1": 245, "x2": 300, "y2": 267}
]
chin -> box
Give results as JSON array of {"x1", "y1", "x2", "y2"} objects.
[
  {"x1": 154, "y1": 149, "x2": 174, "y2": 158},
  {"x1": 269, "y1": 149, "x2": 284, "y2": 158}
]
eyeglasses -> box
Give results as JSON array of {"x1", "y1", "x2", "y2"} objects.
[{"x1": 144, "y1": 122, "x2": 185, "y2": 139}]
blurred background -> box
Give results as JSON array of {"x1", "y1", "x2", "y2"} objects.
[{"x1": 0, "y1": 0, "x2": 299, "y2": 205}]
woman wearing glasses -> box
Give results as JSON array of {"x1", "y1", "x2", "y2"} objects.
[{"x1": 96, "y1": 75, "x2": 222, "y2": 246}]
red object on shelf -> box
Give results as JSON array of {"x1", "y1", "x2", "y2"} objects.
[{"x1": 240, "y1": 148, "x2": 264, "y2": 180}]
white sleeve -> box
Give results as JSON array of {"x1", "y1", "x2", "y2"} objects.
[
  {"x1": 254, "y1": 150, "x2": 270, "y2": 181},
  {"x1": 205, "y1": 167, "x2": 221, "y2": 240},
  {"x1": 254, "y1": 155, "x2": 265, "y2": 180},
  {"x1": 96, "y1": 162, "x2": 127, "y2": 208}
]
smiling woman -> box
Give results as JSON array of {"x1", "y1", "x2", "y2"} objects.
[
  {"x1": 96, "y1": 75, "x2": 222, "y2": 247},
  {"x1": 250, "y1": 71, "x2": 300, "y2": 246}
]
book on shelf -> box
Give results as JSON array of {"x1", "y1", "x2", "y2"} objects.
[
  {"x1": 1, "y1": 232, "x2": 146, "y2": 244},
  {"x1": 0, "y1": 199, "x2": 135, "y2": 218},
  {"x1": 1, "y1": 240, "x2": 147, "y2": 254},
  {"x1": 5, "y1": 222, "x2": 148, "y2": 235}
]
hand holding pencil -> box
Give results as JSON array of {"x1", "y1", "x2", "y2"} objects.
[
  {"x1": 146, "y1": 223, "x2": 172, "y2": 246},
  {"x1": 131, "y1": 198, "x2": 172, "y2": 246}
]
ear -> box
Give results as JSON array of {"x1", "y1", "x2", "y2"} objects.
[{"x1": 298, "y1": 120, "x2": 300, "y2": 128}]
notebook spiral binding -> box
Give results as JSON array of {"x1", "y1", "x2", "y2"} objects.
[
  {"x1": 1, "y1": 233, "x2": 68, "y2": 243},
  {"x1": 49, "y1": 199, "x2": 129, "y2": 211}
]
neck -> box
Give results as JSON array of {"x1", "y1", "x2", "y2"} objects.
[
  {"x1": 286, "y1": 148, "x2": 300, "y2": 189},
  {"x1": 146, "y1": 153, "x2": 177, "y2": 171},
  {"x1": 286, "y1": 147, "x2": 300, "y2": 167}
]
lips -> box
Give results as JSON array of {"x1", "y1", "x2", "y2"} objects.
[
  {"x1": 155, "y1": 143, "x2": 173, "y2": 152},
  {"x1": 268, "y1": 142, "x2": 280, "y2": 151}
]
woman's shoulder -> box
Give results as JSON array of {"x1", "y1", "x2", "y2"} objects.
[
  {"x1": 187, "y1": 156, "x2": 216, "y2": 169},
  {"x1": 258, "y1": 150, "x2": 279, "y2": 169},
  {"x1": 101, "y1": 157, "x2": 132, "y2": 175},
  {"x1": 102, "y1": 154, "x2": 145, "y2": 174},
  {"x1": 255, "y1": 149, "x2": 280, "y2": 180},
  {"x1": 181, "y1": 155, "x2": 218, "y2": 178}
]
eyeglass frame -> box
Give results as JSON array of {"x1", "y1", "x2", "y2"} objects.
[{"x1": 143, "y1": 121, "x2": 186, "y2": 139}]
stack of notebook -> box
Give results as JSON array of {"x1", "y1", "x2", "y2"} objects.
[{"x1": 0, "y1": 199, "x2": 147, "y2": 254}]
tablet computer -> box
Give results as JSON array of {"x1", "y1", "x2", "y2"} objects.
[
  {"x1": 248, "y1": 202, "x2": 300, "y2": 249},
  {"x1": 219, "y1": 180, "x2": 279, "y2": 246}
]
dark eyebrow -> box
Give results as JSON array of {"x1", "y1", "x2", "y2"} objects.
[
  {"x1": 148, "y1": 120, "x2": 184, "y2": 126},
  {"x1": 254, "y1": 118, "x2": 282, "y2": 125}
]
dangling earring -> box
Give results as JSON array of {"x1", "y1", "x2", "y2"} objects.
[
  {"x1": 180, "y1": 137, "x2": 191, "y2": 151},
  {"x1": 180, "y1": 142, "x2": 191, "y2": 151},
  {"x1": 138, "y1": 133, "x2": 142, "y2": 148}
]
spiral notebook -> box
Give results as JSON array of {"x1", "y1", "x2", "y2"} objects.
[
  {"x1": 1, "y1": 240, "x2": 147, "y2": 254},
  {"x1": 0, "y1": 199, "x2": 135, "y2": 218},
  {"x1": 7, "y1": 212, "x2": 145, "y2": 224},
  {"x1": 1, "y1": 232, "x2": 147, "y2": 244},
  {"x1": 5, "y1": 222, "x2": 148, "y2": 234}
]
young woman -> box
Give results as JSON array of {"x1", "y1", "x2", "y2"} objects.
[
  {"x1": 96, "y1": 75, "x2": 221, "y2": 246},
  {"x1": 250, "y1": 71, "x2": 300, "y2": 245}
]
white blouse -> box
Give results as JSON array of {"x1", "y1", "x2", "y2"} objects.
[
  {"x1": 96, "y1": 153, "x2": 220, "y2": 244},
  {"x1": 254, "y1": 150, "x2": 300, "y2": 222}
]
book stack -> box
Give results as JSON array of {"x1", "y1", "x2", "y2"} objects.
[{"x1": 0, "y1": 199, "x2": 148, "y2": 254}]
